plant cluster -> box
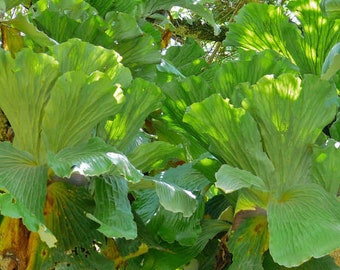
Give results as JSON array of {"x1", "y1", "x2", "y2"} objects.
[{"x1": 0, "y1": 0, "x2": 340, "y2": 269}]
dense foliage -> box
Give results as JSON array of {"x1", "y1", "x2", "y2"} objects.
[{"x1": 0, "y1": 0, "x2": 340, "y2": 269}]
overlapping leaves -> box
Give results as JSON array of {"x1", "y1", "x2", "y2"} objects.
[
  {"x1": 224, "y1": 0, "x2": 340, "y2": 75},
  {"x1": 185, "y1": 74, "x2": 340, "y2": 267}
]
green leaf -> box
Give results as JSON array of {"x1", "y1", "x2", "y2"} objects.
[
  {"x1": 160, "y1": 38, "x2": 207, "y2": 77},
  {"x1": 146, "y1": 198, "x2": 204, "y2": 245},
  {"x1": 42, "y1": 71, "x2": 119, "y2": 153},
  {"x1": 0, "y1": 142, "x2": 56, "y2": 246},
  {"x1": 215, "y1": 164, "x2": 267, "y2": 194},
  {"x1": 51, "y1": 38, "x2": 132, "y2": 87},
  {"x1": 225, "y1": 1, "x2": 340, "y2": 74},
  {"x1": 87, "y1": 0, "x2": 139, "y2": 16},
  {"x1": 8, "y1": 14, "x2": 57, "y2": 47},
  {"x1": 322, "y1": 43, "x2": 340, "y2": 80},
  {"x1": 86, "y1": 175, "x2": 137, "y2": 239},
  {"x1": 183, "y1": 94, "x2": 274, "y2": 186},
  {"x1": 112, "y1": 34, "x2": 161, "y2": 76},
  {"x1": 141, "y1": 220, "x2": 229, "y2": 270},
  {"x1": 263, "y1": 252, "x2": 340, "y2": 270},
  {"x1": 133, "y1": 163, "x2": 210, "y2": 242},
  {"x1": 48, "y1": 137, "x2": 143, "y2": 181},
  {"x1": 0, "y1": 48, "x2": 59, "y2": 161},
  {"x1": 228, "y1": 214, "x2": 269, "y2": 270},
  {"x1": 321, "y1": 0, "x2": 340, "y2": 19},
  {"x1": 33, "y1": 9, "x2": 113, "y2": 47},
  {"x1": 44, "y1": 182, "x2": 102, "y2": 250},
  {"x1": 127, "y1": 141, "x2": 185, "y2": 172},
  {"x1": 155, "y1": 181, "x2": 197, "y2": 218},
  {"x1": 224, "y1": 3, "x2": 296, "y2": 60},
  {"x1": 268, "y1": 183, "x2": 340, "y2": 267},
  {"x1": 107, "y1": 12, "x2": 143, "y2": 41},
  {"x1": 243, "y1": 74, "x2": 338, "y2": 188},
  {"x1": 312, "y1": 139, "x2": 340, "y2": 195},
  {"x1": 213, "y1": 50, "x2": 298, "y2": 106},
  {"x1": 103, "y1": 78, "x2": 163, "y2": 151}
]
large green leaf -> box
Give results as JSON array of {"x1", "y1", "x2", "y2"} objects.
[
  {"x1": 103, "y1": 78, "x2": 163, "y2": 151},
  {"x1": 183, "y1": 94, "x2": 274, "y2": 186},
  {"x1": 228, "y1": 214, "x2": 269, "y2": 270},
  {"x1": 268, "y1": 183, "x2": 340, "y2": 267},
  {"x1": 87, "y1": 175, "x2": 137, "y2": 239},
  {"x1": 48, "y1": 137, "x2": 143, "y2": 181},
  {"x1": 243, "y1": 74, "x2": 338, "y2": 188},
  {"x1": 42, "y1": 71, "x2": 118, "y2": 153},
  {"x1": 51, "y1": 38, "x2": 132, "y2": 87},
  {"x1": 213, "y1": 50, "x2": 298, "y2": 106},
  {"x1": 312, "y1": 140, "x2": 340, "y2": 195},
  {"x1": 44, "y1": 181, "x2": 102, "y2": 250},
  {"x1": 0, "y1": 142, "x2": 56, "y2": 246},
  {"x1": 225, "y1": 1, "x2": 340, "y2": 74},
  {"x1": 0, "y1": 48, "x2": 59, "y2": 161}
]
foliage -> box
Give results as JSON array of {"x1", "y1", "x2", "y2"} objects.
[{"x1": 0, "y1": 0, "x2": 340, "y2": 269}]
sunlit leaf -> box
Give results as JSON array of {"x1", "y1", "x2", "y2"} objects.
[
  {"x1": 103, "y1": 78, "x2": 163, "y2": 151},
  {"x1": 213, "y1": 50, "x2": 298, "y2": 106},
  {"x1": 225, "y1": 1, "x2": 340, "y2": 74},
  {"x1": 48, "y1": 137, "x2": 143, "y2": 181},
  {"x1": 268, "y1": 183, "x2": 340, "y2": 267},
  {"x1": 87, "y1": 175, "x2": 137, "y2": 239},
  {"x1": 242, "y1": 74, "x2": 338, "y2": 188},
  {"x1": 42, "y1": 71, "x2": 118, "y2": 153},
  {"x1": 33, "y1": 3, "x2": 113, "y2": 47},
  {"x1": 51, "y1": 38, "x2": 132, "y2": 87},
  {"x1": 183, "y1": 94, "x2": 274, "y2": 186},
  {"x1": 0, "y1": 48, "x2": 59, "y2": 161}
]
